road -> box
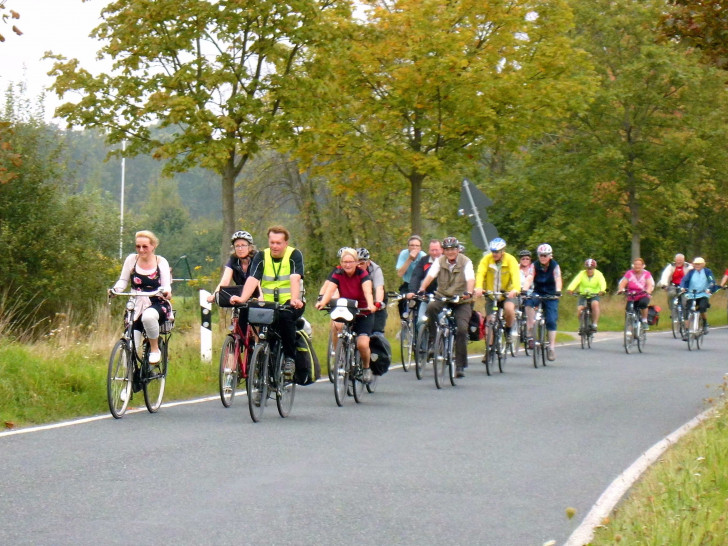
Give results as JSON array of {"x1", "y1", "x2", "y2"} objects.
[{"x1": 1, "y1": 328, "x2": 725, "y2": 545}]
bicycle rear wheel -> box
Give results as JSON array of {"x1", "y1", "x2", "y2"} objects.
[
  {"x1": 366, "y1": 374, "x2": 378, "y2": 393},
  {"x1": 327, "y1": 327, "x2": 335, "y2": 383},
  {"x1": 219, "y1": 335, "x2": 238, "y2": 408},
  {"x1": 415, "y1": 323, "x2": 429, "y2": 380},
  {"x1": 247, "y1": 343, "x2": 269, "y2": 422},
  {"x1": 400, "y1": 319, "x2": 413, "y2": 372},
  {"x1": 143, "y1": 338, "x2": 167, "y2": 413},
  {"x1": 637, "y1": 321, "x2": 645, "y2": 353},
  {"x1": 671, "y1": 305, "x2": 680, "y2": 339},
  {"x1": 353, "y1": 353, "x2": 364, "y2": 403},
  {"x1": 433, "y1": 331, "x2": 446, "y2": 389},
  {"x1": 107, "y1": 340, "x2": 133, "y2": 419},
  {"x1": 333, "y1": 342, "x2": 349, "y2": 407},
  {"x1": 276, "y1": 351, "x2": 296, "y2": 418}
]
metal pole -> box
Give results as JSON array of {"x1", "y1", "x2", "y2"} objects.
[
  {"x1": 462, "y1": 180, "x2": 489, "y2": 249},
  {"x1": 119, "y1": 140, "x2": 126, "y2": 260}
]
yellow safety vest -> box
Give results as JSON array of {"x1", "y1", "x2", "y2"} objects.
[{"x1": 262, "y1": 246, "x2": 295, "y2": 303}]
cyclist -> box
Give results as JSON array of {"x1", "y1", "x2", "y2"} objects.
[
  {"x1": 111, "y1": 230, "x2": 173, "y2": 364},
  {"x1": 407, "y1": 238, "x2": 443, "y2": 327},
  {"x1": 474, "y1": 237, "x2": 521, "y2": 345},
  {"x1": 207, "y1": 230, "x2": 258, "y2": 303},
  {"x1": 396, "y1": 235, "x2": 426, "y2": 319},
  {"x1": 518, "y1": 249, "x2": 535, "y2": 333},
  {"x1": 316, "y1": 248, "x2": 377, "y2": 383},
  {"x1": 230, "y1": 225, "x2": 305, "y2": 381},
  {"x1": 526, "y1": 243, "x2": 562, "y2": 361},
  {"x1": 357, "y1": 247, "x2": 388, "y2": 334},
  {"x1": 680, "y1": 257, "x2": 715, "y2": 335},
  {"x1": 657, "y1": 253, "x2": 692, "y2": 313},
  {"x1": 566, "y1": 258, "x2": 607, "y2": 333},
  {"x1": 418, "y1": 237, "x2": 475, "y2": 378},
  {"x1": 617, "y1": 258, "x2": 654, "y2": 331}
]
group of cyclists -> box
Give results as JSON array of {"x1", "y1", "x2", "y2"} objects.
[{"x1": 109, "y1": 227, "x2": 726, "y2": 417}]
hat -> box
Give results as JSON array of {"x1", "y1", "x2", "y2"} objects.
[{"x1": 693, "y1": 257, "x2": 705, "y2": 264}]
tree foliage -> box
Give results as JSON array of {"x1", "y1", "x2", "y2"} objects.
[{"x1": 662, "y1": 0, "x2": 728, "y2": 70}]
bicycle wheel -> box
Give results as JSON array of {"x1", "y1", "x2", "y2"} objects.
[
  {"x1": 687, "y1": 313, "x2": 697, "y2": 351},
  {"x1": 247, "y1": 342, "x2": 269, "y2": 422},
  {"x1": 496, "y1": 325, "x2": 507, "y2": 373},
  {"x1": 333, "y1": 341, "x2": 349, "y2": 407},
  {"x1": 353, "y1": 352, "x2": 364, "y2": 403},
  {"x1": 219, "y1": 335, "x2": 238, "y2": 408},
  {"x1": 366, "y1": 374, "x2": 378, "y2": 393},
  {"x1": 327, "y1": 327, "x2": 335, "y2": 382},
  {"x1": 532, "y1": 323, "x2": 540, "y2": 368},
  {"x1": 580, "y1": 311, "x2": 589, "y2": 350},
  {"x1": 433, "y1": 330, "x2": 447, "y2": 389},
  {"x1": 107, "y1": 340, "x2": 133, "y2": 419},
  {"x1": 415, "y1": 323, "x2": 429, "y2": 380},
  {"x1": 671, "y1": 305, "x2": 680, "y2": 339},
  {"x1": 276, "y1": 351, "x2": 296, "y2": 418},
  {"x1": 485, "y1": 325, "x2": 495, "y2": 376},
  {"x1": 400, "y1": 319, "x2": 413, "y2": 372},
  {"x1": 522, "y1": 321, "x2": 530, "y2": 356},
  {"x1": 540, "y1": 327, "x2": 547, "y2": 367},
  {"x1": 637, "y1": 321, "x2": 645, "y2": 353},
  {"x1": 623, "y1": 316, "x2": 634, "y2": 354},
  {"x1": 143, "y1": 338, "x2": 167, "y2": 413}
]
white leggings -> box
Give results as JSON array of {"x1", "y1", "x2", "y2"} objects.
[{"x1": 134, "y1": 308, "x2": 160, "y2": 347}]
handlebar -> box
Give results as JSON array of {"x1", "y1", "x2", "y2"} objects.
[{"x1": 108, "y1": 289, "x2": 165, "y2": 298}]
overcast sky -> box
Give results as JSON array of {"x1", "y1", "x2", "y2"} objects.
[{"x1": 1, "y1": 0, "x2": 108, "y2": 123}]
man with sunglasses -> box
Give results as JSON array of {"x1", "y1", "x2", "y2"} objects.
[{"x1": 566, "y1": 258, "x2": 607, "y2": 333}]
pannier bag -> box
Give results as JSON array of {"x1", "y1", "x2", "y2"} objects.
[
  {"x1": 216, "y1": 285, "x2": 243, "y2": 308},
  {"x1": 294, "y1": 328, "x2": 321, "y2": 385},
  {"x1": 469, "y1": 310, "x2": 484, "y2": 341},
  {"x1": 647, "y1": 305, "x2": 660, "y2": 326},
  {"x1": 247, "y1": 301, "x2": 278, "y2": 325},
  {"x1": 369, "y1": 332, "x2": 392, "y2": 376}
]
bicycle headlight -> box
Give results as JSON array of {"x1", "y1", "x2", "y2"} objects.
[{"x1": 126, "y1": 301, "x2": 135, "y2": 311}]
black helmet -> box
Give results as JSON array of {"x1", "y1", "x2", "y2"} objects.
[
  {"x1": 442, "y1": 237, "x2": 459, "y2": 249},
  {"x1": 519, "y1": 249, "x2": 531, "y2": 258},
  {"x1": 231, "y1": 230, "x2": 253, "y2": 245}
]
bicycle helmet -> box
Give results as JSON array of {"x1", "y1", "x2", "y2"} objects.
[
  {"x1": 489, "y1": 237, "x2": 507, "y2": 252},
  {"x1": 519, "y1": 249, "x2": 531, "y2": 258},
  {"x1": 230, "y1": 230, "x2": 254, "y2": 245},
  {"x1": 442, "y1": 237, "x2": 459, "y2": 249},
  {"x1": 458, "y1": 244, "x2": 466, "y2": 253},
  {"x1": 584, "y1": 258, "x2": 597, "y2": 268},
  {"x1": 357, "y1": 247, "x2": 370, "y2": 261},
  {"x1": 537, "y1": 243, "x2": 553, "y2": 255},
  {"x1": 337, "y1": 247, "x2": 346, "y2": 258}
]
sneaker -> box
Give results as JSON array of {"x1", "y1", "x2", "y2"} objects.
[
  {"x1": 149, "y1": 350, "x2": 161, "y2": 364},
  {"x1": 704, "y1": 323, "x2": 710, "y2": 335},
  {"x1": 506, "y1": 331, "x2": 513, "y2": 344},
  {"x1": 283, "y1": 357, "x2": 295, "y2": 381},
  {"x1": 547, "y1": 348, "x2": 556, "y2": 361},
  {"x1": 641, "y1": 320, "x2": 649, "y2": 331},
  {"x1": 119, "y1": 382, "x2": 131, "y2": 402},
  {"x1": 590, "y1": 324, "x2": 598, "y2": 333},
  {"x1": 456, "y1": 367, "x2": 465, "y2": 378},
  {"x1": 251, "y1": 391, "x2": 262, "y2": 406},
  {"x1": 362, "y1": 368, "x2": 373, "y2": 383},
  {"x1": 527, "y1": 338, "x2": 534, "y2": 350}
]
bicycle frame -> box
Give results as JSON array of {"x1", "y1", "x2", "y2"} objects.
[
  {"x1": 483, "y1": 291, "x2": 507, "y2": 375},
  {"x1": 219, "y1": 307, "x2": 256, "y2": 407},
  {"x1": 622, "y1": 291, "x2": 645, "y2": 354}
]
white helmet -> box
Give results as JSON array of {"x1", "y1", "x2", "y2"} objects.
[{"x1": 537, "y1": 243, "x2": 553, "y2": 255}]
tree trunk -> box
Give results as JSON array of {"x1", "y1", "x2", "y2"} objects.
[
  {"x1": 409, "y1": 171, "x2": 425, "y2": 236},
  {"x1": 627, "y1": 181, "x2": 641, "y2": 261},
  {"x1": 220, "y1": 161, "x2": 236, "y2": 263}
]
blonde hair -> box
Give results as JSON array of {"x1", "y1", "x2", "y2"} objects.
[
  {"x1": 135, "y1": 230, "x2": 159, "y2": 248},
  {"x1": 339, "y1": 247, "x2": 358, "y2": 262}
]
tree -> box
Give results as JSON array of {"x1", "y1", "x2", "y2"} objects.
[
  {"x1": 0, "y1": 3, "x2": 21, "y2": 43},
  {"x1": 662, "y1": 0, "x2": 728, "y2": 70},
  {"x1": 291, "y1": 0, "x2": 594, "y2": 235},
  {"x1": 48, "y1": 0, "x2": 350, "y2": 257}
]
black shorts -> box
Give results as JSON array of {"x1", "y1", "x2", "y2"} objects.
[{"x1": 353, "y1": 313, "x2": 375, "y2": 337}]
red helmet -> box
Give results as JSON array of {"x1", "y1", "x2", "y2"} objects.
[{"x1": 584, "y1": 258, "x2": 597, "y2": 268}]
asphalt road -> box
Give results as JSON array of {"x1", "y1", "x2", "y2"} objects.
[{"x1": 1, "y1": 327, "x2": 726, "y2": 545}]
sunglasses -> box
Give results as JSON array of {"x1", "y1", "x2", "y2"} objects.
[
  {"x1": 538, "y1": 253, "x2": 551, "y2": 257},
  {"x1": 135, "y1": 244, "x2": 150, "y2": 250}
]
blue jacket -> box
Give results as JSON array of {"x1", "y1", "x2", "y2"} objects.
[{"x1": 680, "y1": 267, "x2": 715, "y2": 299}]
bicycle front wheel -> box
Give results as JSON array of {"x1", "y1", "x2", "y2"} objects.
[
  {"x1": 107, "y1": 340, "x2": 133, "y2": 419},
  {"x1": 671, "y1": 305, "x2": 680, "y2": 339},
  {"x1": 276, "y1": 351, "x2": 296, "y2": 418},
  {"x1": 247, "y1": 343, "x2": 269, "y2": 422},
  {"x1": 143, "y1": 337, "x2": 168, "y2": 413},
  {"x1": 624, "y1": 317, "x2": 634, "y2": 354},
  {"x1": 637, "y1": 322, "x2": 645, "y2": 353},
  {"x1": 415, "y1": 323, "x2": 429, "y2": 380},
  {"x1": 400, "y1": 320, "x2": 413, "y2": 372},
  {"x1": 433, "y1": 330, "x2": 446, "y2": 389},
  {"x1": 333, "y1": 342, "x2": 349, "y2": 407},
  {"x1": 496, "y1": 325, "x2": 506, "y2": 373},
  {"x1": 485, "y1": 325, "x2": 495, "y2": 376},
  {"x1": 580, "y1": 312, "x2": 589, "y2": 350},
  {"x1": 219, "y1": 335, "x2": 238, "y2": 408},
  {"x1": 532, "y1": 325, "x2": 540, "y2": 368},
  {"x1": 447, "y1": 335, "x2": 456, "y2": 387},
  {"x1": 366, "y1": 374, "x2": 378, "y2": 393},
  {"x1": 327, "y1": 327, "x2": 335, "y2": 383}
]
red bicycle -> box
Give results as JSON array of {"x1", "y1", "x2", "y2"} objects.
[{"x1": 218, "y1": 299, "x2": 256, "y2": 407}]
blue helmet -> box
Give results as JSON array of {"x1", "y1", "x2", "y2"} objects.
[{"x1": 489, "y1": 238, "x2": 506, "y2": 252}]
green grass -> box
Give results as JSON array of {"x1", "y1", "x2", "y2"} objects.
[{"x1": 591, "y1": 396, "x2": 728, "y2": 544}]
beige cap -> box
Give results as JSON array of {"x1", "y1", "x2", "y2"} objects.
[{"x1": 693, "y1": 257, "x2": 705, "y2": 264}]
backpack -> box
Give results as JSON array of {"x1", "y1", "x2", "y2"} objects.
[
  {"x1": 647, "y1": 305, "x2": 660, "y2": 326},
  {"x1": 294, "y1": 328, "x2": 321, "y2": 385},
  {"x1": 369, "y1": 332, "x2": 392, "y2": 376},
  {"x1": 469, "y1": 310, "x2": 484, "y2": 341}
]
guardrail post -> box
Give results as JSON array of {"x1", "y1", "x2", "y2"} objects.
[{"x1": 199, "y1": 290, "x2": 212, "y2": 363}]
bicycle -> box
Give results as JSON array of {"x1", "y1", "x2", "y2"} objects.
[
  {"x1": 428, "y1": 294, "x2": 464, "y2": 389},
  {"x1": 218, "y1": 305, "x2": 256, "y2": 408},
  {"x1": 107, "y1": 290, "x2": 173, "y2": 418},
  {"x1": 573, "y1": 291, "x2": 599, "y2": 349},
  {"x1": 322, "y1": 299, "x2": 374, "y2": 406},
  {"x1": 245, "y1": 300, "x2": 296, "y2": 422},
  {"x1": 483, "y1": 291, "x2": 507, "y2": 376},
  {"x1": 619, "y1": 290, "x2": 647, "y2": 354},
  {"x1": 529, "y1": 294, "x2": 560, "y2": 367},
  {"x1": 412, "y1": 293, "x2": 433, "y2": 380},
  {"x1": 683, "y1": 289, "x2": 708, "y2": 351},
  {"x1": 517, "y1": 293, "x2": 530, "y2": 356},
  {"x1": 398, "y1": 294, "x2": 416, "y2": 373},
  {"x1": 668, "y1": 283, "x2": 686, "y2": 340}
]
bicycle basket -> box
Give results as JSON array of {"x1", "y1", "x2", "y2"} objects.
[
  {"x1": 248, "y1": 301, "x2": 278, "y2": 325},
  {"x1": 330, "y1": 298, "x2": 358, "y2": 322},
  {"x1": 217, "y1": 285, "x2": 244, "y2": 308},
  {"x1": 160, "y1": 310, "x2": 176, "y2": 334}
]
